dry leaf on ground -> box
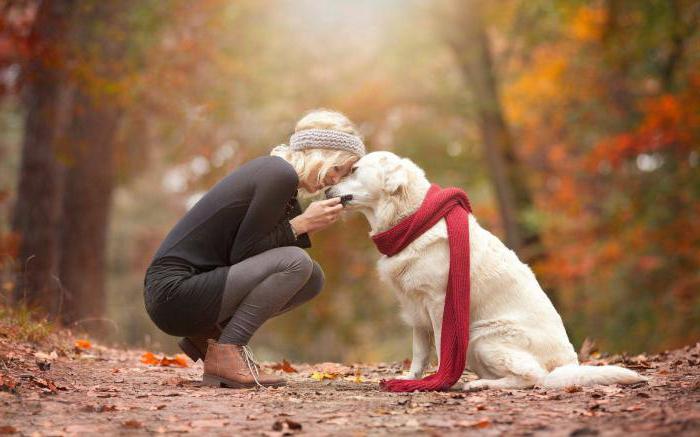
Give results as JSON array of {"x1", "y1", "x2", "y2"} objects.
[
  {"x1": 122, "y1": 420, "x2": 142, "y2": 429},
  {"x1": 310, "y1": 371, "x2": 338, "y2": 381},
  {"x1": 74, "y1": 340, "x2": 92, "y2": 351},
  {"x1": 270, "y1": 359, "x2": 297, "y2": 373},
  {"x1": 140, "y1": 352, "x2": 189, "y2": 368},
  {"x1": 272, "y1": 419, "x2": 302, "y2": 432}
]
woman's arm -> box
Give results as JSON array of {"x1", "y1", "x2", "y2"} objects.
[{"x1": 228, "y1": 160, "x2": 300, "y2": 265}]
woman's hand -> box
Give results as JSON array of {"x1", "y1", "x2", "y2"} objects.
[{"x1": 290, "y1": 197, "x2": 343, "y2": 235}]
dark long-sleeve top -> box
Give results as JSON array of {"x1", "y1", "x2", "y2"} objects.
[{"x1": 143, "y1": 156, "x2": 310, "y2": 336}]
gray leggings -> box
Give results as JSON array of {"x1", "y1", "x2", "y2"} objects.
[{"x1": 216, "y1": 246, "x2": 324, "y2": 345}]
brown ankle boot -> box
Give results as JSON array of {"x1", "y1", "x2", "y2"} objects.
[
  {"x1": 177, "y1": 318, "x2": 231, "y2": 362},
  {"x1": 202, "y1": 341, "x2": 285, "y2": 388},
  {"x1": 177, "y1": 337, "x2": 208, "y2": 362}
]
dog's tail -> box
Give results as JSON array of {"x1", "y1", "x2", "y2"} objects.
[{"x1": 541, "y1": 364, "x2": 647, "y2": 388}]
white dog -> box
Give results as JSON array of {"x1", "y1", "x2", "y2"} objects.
[{"x1": 327, "y1": 151, "x2": 645, "y2": 390}]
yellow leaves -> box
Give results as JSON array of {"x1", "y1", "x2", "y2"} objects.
[
  {"x1": 310, "y1": 371, "x2": 338, "y2": 381},
  {"x1": 75, "y1": 339, "x2": 92, "y2": 351},
  {"x1": 502, "y1": 48, "x2": 568, "y2": 125},
  {"x1": 309, "y1": 364, "x2": 365, "y2": 383},
  {"x1": 352, "y1": 369, "x2": 364, "y2": 384},
  {"x1": 140, "y1": 352, "x2": 189, "y2": 368}
]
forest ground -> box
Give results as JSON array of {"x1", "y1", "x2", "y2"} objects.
[{"x1": 1, "y1": 330, "x2": 699, "y2": 436}]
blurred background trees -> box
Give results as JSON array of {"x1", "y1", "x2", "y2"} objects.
[{"x1": 0, "y1": 0, "x2": 698, "y2": 361}]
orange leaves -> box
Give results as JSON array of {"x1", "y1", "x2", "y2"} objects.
[
  {"x1": 598, "y1": 241, "x2": 623, "y2": 264},
  {"x1": 270, "y1": 359, "x2": 297, "y2": 373},
  {"x1": 74, "y1": 339, "x2": 92, "y2": 351},
  {"x1": 588, "y1": 93, "x2": 697, "y2": 170},
  {"x1": 502, "y1": 48, "x2": 568, "y2": 126},
  {"x1": 140, "y1": 352, "x2": 160, "y2": 365},
  {"x1": 458, "y1": 418, "x2": 491, "y2": 429},
  {"x1": 140, "y1": 352, "x2": 189, "y2": 368},
  {"x1": 569, "y1": 6, "x2": 606, "y2": 42}
]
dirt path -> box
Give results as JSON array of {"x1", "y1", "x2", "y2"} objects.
[{"x1": 1, "y1": 335, "x2": 699, "y2": 436}]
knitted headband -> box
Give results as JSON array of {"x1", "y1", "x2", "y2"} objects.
[{"x1": 289, "y1": 128, "x2": 366, "y2": 156}]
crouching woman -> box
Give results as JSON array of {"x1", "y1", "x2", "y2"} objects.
[{"x1": 143, "y1": 109, "x2": 364, "y2": 388}]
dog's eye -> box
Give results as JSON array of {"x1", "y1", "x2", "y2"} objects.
[{"x1": 333, "y1": 166, "x2": 341, "y2": 172}]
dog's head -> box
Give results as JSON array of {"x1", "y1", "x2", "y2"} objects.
[{"x1": 325, "y1": 151, "x2": 427, "y2": 213}]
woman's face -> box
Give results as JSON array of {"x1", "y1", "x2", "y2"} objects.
[{"x1": 300, "y1": 157, "x2": 358, "y2": 193}]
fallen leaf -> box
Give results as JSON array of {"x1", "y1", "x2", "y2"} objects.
[
  {"x1": 141, "y1": 352, "x2": 159, "y2": 365},
  {"x1": 578, "y1": 337, "x2": 599, "y2": 362},
  {"x1": 29, "y1": 376, "x2": 58, "y2": 394},
  {"x1": 0, "y1": 374, "x2": 18, "y2": 394},
  {"x1": 140, "y1": 352, "x2": 189, "y2": 368},
  {"x1": 456, "y1": 418, "x2": 491, "y2": 429},
  {"x1": 270, "y1": 359, "x2": 297, "y2": 373},
  {"x1": 81, "y1": 404, "x2": 116, "y2": 413},
  {"x1": 159, "y1": 354, "x2": 189, "y2": 368},
  {"x1": 0, "y1": 425, "x2": 17, "y2": 434},
  {"x1": 310, "y1": 371, "x2": 338, "y2": 381},
  {"x1": 353, "y1": 369, "x2": 364, "y2": 383},
  {"x1": 122, "y1": 420, "x2": 142, "y2": 429},
  {"x1": 565, "y1": 385, "x2": 583, "y2": 393},
  {"x1": 272, "y1": 419, "x2": 302, "y2": 432},
  {"x1": 74, "y1": 339, "x2": 92, "y2": 351}
]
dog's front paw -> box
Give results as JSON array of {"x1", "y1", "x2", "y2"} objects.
[
  {"x1": 462, "y1": 380, "x2": 489, "y2": 392},
  {"x1": 397, "y1": 372, "x2": 423, "y2": 380}
]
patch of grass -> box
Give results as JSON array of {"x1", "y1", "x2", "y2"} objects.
[{"x1": 0, "y1": 304, "x2": 53, "y2": 343}]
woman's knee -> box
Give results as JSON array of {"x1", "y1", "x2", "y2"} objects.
[
  {"x1": 273, "y1": 246, "x2": 313, "y2": 283},
  {"x1": 305, "y1": 261, "x2": 325, "y2": 298},
  {"x1": 273, "y1": 261, "x2": 324, "y2": 316}
]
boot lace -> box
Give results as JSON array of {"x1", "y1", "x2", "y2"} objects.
[{"x1": 240, "y1": 345, "x2": 262, "y2": 388}]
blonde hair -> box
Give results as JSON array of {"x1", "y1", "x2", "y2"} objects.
[{"x1": 271, "y1": 109, "x2": 361, "y2": 195}]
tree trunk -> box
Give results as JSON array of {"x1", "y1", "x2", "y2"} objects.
[
  {"x1": 11, "y1": 0, "x2": 75, "y2": 314},
  {"x1": 444, "y1": 1, "x2": 538, "y2": 259},
  {"x1": 57, "y1": 1, "x2": 132, "y2": 326},
  {"x1": 58, "y1": 89, "x2": 122, "y2": 326}
]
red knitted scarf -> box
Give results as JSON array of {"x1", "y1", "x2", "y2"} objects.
[{"x1": 372, "y1": 184, "x2": 472, "y2": 392}]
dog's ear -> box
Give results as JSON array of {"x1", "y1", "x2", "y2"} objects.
[{"x1": 384, "y1": 162, "x2": 408, "y2": 195}]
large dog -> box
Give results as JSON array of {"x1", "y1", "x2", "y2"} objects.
[{"x1": 327, "y1": 151, "x2": 645, "y2": 390}]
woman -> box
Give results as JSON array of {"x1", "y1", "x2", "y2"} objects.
[{"x1": 143, "y1": 109, "x2": 365, "y2": 388}]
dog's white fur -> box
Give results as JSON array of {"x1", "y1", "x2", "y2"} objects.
[{"x1": 328, "y1": 151, "x2": 646, "y2": 390}]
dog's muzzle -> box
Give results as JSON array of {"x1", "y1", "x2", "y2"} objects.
[{"x1": 325, "y1": 188, "x2": 353, "y2": 206}]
